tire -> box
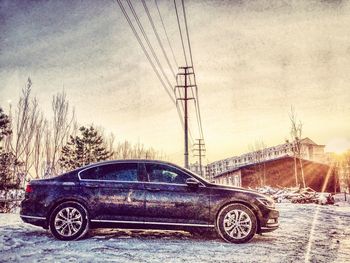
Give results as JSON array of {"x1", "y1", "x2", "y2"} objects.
[
  {"x1": 49, "y1": 201, "x2": 89, "y2": 241},
  {"x1": 216, "y1": 203, "x2": 257, "y2": 244}
]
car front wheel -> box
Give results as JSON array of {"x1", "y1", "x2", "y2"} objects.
[
  {"x1": 49, "y1": 201, "x2": 89, "y2": 241},
  {"x1": 216, "y1": 203, "x2": 257, "y2": 243}
]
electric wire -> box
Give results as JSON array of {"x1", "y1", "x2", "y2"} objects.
[
  {"x1": 115, "y1": 0, "x2": 196, "y2": 152},
  {"x1": 174, "y1": 0, "x2": 188, "y2": 66},
  {"x1": 154, "y1": 0, "x2": 179, "y2": 69},
  {"x1": 117, "y1": 0, "x2": 192, "y2": 142},
  {"x1": 175, "y1": 74, "x2": 194, "y2": 145},
  {"x1": 188, "y1": 73, "x2": 202, "y2": 141},
  {"x1": 181, "y1": 0, "x2": 205, "y2": 141},
  {"x1": 126, "y1": 0, "x2": 173, "y2": 92},
  {"x1": 115, "y1": 0, "x2": 175, "y2": 104},
  {"x1": 181, "y1": 0, "x2": 193, "y2": 68},
  {"x1": 141, "y1": 0, "x2": 177, "y2": 79}
]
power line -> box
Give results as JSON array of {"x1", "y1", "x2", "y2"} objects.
[
  {"x1": 141, "y1": 0, "x2": 177, "y2": 79},
  {"x1": 192, "y1": 138, "x2": 206, "y2": 177},
  {"x1": 115, "y1": 0, "x2": 175, "y2": 104},
  {"x1": 174, "y1": 0, "x2": 198, "y2": 144},
  {"x1": 154, "y1": 0, "x2": 179, "y2": 69},
  {"x1": 126, "y1": 0, "x2": 194, "y2": 140},
  {"x1": 181, "y1": 0, "x2": 194, "y2": 68},
  {"x1": 115, "y1": 0, "x2": 198, "y2": 159},
  {"x1": 191, "y1": 77, "x2": 204, "y2": 140},
  {"x1": 136, "y1": 0, "x2": 193, "y2": 141},
  {"x1": 180, "y1": 0, "x2": 205, "y2": 140},
  {"x1": 187, "y1": 71, "x2": 203, "y2": 140},
  {"x1": 115, "y1": 0, "x2": 193, "y2": 143},
  {"x1": 175, "y1": 66, "x2": 195, "y2": 168},
  {"x1": 126, "y1": 0, "x2": 173, "y2": 92},
  {"x1": 175, "y1": 74, "x2": 194, "y2": 145},
  {"x1": 174, "y1": 0, "x2": 188, "y2": 66}
]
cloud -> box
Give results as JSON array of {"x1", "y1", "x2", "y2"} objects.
[{"x1": 1, "y1": 0, "x2": 350, "y2": 163}]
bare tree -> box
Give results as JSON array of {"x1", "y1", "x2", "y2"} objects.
[
  {"x1": 116, "y1": 140, "x2": 130, "y2": 159},
  {"x1": 21, "y1": 98, "x2": 41, "y2": 182},
  {"x1": 106, "y1": 132, "x2": 116, "y2": 159},
  {"x1": 33, "y1": 116, "x2": 46, "y2": 179},
  {"x1": 133, "y1": 142, "x2": 145, "y2": 159},
  {"x1": 46, "y1": 91, "x2": 75, "y2": 176},
  {"x1": 12, "y1": 79, "x2": 31, "y2": 184},
  {"x1": 111, "y1": 138, "x2": 166, "y2": 161},
  {"x1": 289, "y1": 106, "x2": 306, "y2": 188},
  {"x1": 7, "y1": 78, "x2": 167, "y2": 182},
  {"x1": 11, "y1": 78, "x2": 42, "y2": 186}
]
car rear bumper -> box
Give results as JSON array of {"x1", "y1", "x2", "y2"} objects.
[
  {"x1": 20, "y1": 199, "x2": 48, "y2": 229},
  {"x1": 20, "y1": 214, "x2": 48, "y2": 228}
]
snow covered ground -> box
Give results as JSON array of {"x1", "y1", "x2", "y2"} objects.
[{"x1": 1, "y1": 203, "x2": 350, "y2": 263}]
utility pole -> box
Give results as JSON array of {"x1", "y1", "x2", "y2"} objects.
[
  {"x1": 193, "y1": 138, "x2": 206, "y2": 177},
  {"x1": 175, "y1": 66, "x2": 195, "y2": 169}
]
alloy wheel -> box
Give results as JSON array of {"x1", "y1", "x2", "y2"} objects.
[
  {"x1": 223, "y1": 209, "x2": 252, "y2": 239},
  {"x1": 54, "y1": 207, "x2": 83, "y2": 237}
]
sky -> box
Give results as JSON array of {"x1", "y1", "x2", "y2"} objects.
[{"x1": 1, "y1": 0, "x2": 350, "y2": 165}]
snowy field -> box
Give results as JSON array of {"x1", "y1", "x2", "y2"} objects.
[{"x1": 1, "y1": 203, "x2": 350, "y2": 263}]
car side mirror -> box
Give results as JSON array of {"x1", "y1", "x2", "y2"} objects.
[{"x1": 186, "y1": 177, "x2": 200, "y2": 187}]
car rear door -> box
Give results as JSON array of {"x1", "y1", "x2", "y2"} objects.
[
  {"x1": 79, "y1": 162, "x2": 147, "y2": 222},
  {"x1": 142, "y1": 163, "x2": 210, "y2": 226}
]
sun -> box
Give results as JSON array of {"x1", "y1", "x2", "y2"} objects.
[{"x1": 325, "y1": 138, "x2": 350, "y2": 154}]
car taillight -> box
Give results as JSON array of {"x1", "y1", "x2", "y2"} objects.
[{"x1": 25, "y1": 184, "x2": 32, "y2": 193}]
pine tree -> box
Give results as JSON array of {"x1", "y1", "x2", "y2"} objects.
[
  {"x1": 0, "y1": 107, "x2": 11, "y2": 142},
  {"x1": 58, "y1": 126, "x2": 112, "y2": 170},
  {"x1": 0, "y1": 107, "x2": 20, "y2": 189}
]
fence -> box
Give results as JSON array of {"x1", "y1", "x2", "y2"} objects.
[{"x1": 0, "y1": 189, "x2": 25, "y2": 213}]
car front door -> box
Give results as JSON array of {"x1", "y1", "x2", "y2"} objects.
[
  {"x1": 79, "y1": 162, "x2": 146, "y2": 222},
  {"x1": 142, "y1": 163, "x2": 210, "y2": 226}
]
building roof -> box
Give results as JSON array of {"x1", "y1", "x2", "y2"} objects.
[
  {"x1": 208, "y1": 137, "x2": 325, "y2": 168},
  {"x1": 213, "y1": 155, "x2": 328, "y2": 179},
  {"x1": 300, "y1": 137, "x2": 325, "y2": 146}
]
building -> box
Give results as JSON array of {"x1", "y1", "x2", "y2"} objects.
[
  {"x1": 205, "y1": 137, "x2": 326, "y2": 181},
  {"x1": 213, "y1": 156, "x2": 339, "y2": 193},
  {"x1": 333, "y1": 152, "x2": 350, "y2": 193}
]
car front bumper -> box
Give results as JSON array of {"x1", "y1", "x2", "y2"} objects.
[{"x1": 259, "y1": 208, "x2": 279, "y2": 233}]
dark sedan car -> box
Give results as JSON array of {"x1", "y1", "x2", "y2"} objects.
[{"x1": 20, "y1": 160, "x2": 279, "y2": 243}]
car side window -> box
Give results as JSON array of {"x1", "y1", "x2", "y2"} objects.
[
  {"x1": 80, "y1": 163, "x2": 139, "y2": 181},
  {"x1": 114, "y1": 163, "x2": 138, "y2": 181},
  {"x1": 146, "y1": 164, "x2": 190, "y2": 184}
]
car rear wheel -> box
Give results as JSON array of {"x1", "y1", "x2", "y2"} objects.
[
  {"x1": 216, "y1": 203, "x2": 257, "y2": 243},
  {"x1": 49, "y1": 201, "x2": 89, "y2": 241}
]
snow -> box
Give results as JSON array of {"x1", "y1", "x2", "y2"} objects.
[{"x1": 1, "y1": 204, "x2": 350, "y2": 263}]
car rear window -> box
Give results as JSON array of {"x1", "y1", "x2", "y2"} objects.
[{"x1": 80, "y1": 163, "x2": 139, "y2": 181}]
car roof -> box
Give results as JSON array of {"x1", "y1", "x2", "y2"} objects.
[
  {"x1": 77, "y1": 159, "x2": 208, "y2": 184},
  {"x1": 81, "y1": 159, "x2": 178, "y2": 168}
]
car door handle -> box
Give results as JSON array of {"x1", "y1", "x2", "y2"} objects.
[{"x1": 146, "y1": 187, "x2": 160, "y2": 192}]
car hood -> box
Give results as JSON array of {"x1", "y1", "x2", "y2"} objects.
[{"x1": 207, "y1": 183, "x2": 268, "y2": 199}]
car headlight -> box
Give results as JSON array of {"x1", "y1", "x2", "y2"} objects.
[{"x1": 256, "y1": 197, "x2": 275, "y2": 209}]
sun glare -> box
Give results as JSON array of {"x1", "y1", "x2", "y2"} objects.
[{"x1": 325, "y1": 138, "x2": 350, "y2": 154}]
